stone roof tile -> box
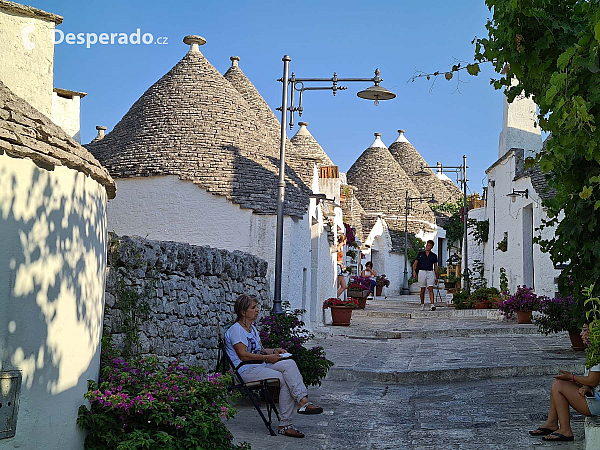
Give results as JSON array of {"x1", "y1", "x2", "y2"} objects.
[
  {"x1": 347, "y1": 133, "x2": 435, "y2": 227},
  {"x1": 0, "y1": 81, "x2": 116, "y2": 198},
  {"x1": 388, "y1": 130, "x2": 454, "y2": 203},
  {"x1": 86, "y1": 40, "x2": 309, "y2": 216},
  {"x1": 290, "y1": 122, "x2": 334, "y2": 166}
]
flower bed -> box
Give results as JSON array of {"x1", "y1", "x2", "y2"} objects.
[{"x1": 77, "y1": 337, "x2": 248, "y2": 449}]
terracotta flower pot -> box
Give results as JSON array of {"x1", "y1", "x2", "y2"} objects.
[
  {"x1": 330, "y1": 306, "x2": 353, "y2": 326},
  {"x1": 516, "y1": 310, "x2": 533, "y2": 324},
  {"x1": 569, "y1": 331, "x2": 585, "y2": 351},
  {"x1": 353, "y1": 297, "x2": 367, "y2": 309},
  {"x1": 376, "y1": 285, "x2": 383, "y2": 296},
  {"x1": 347, "y1": 289, "x2": 369, "y2": 298}
]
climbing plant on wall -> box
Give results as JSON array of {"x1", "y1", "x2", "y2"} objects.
[{"x1": 473, "y1": 0, "x2": 600, "y2": 298}]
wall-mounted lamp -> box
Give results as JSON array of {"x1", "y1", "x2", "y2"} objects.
[
  {"x1": 506, "y1": 188, "x2": 528, "y2": 200},
  {"x1": 309, "y1": 193, "x2": 335, "y2": 205}
]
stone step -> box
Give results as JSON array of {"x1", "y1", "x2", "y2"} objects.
[
  {"x1": 326, "y1": 362, "x2": 582, "y2": 384},
  {"x1": 315, "y1": 325, "x2": 540, "y2": 340},
  {"x1": 353, "y1": 308, "x2": 497, "y2": 319}
]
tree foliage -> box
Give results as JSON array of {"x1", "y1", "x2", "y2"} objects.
[{"x1": 475, "y1": 0, "x2": 600, "y2": 298}]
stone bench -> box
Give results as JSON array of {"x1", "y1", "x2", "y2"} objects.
[{"x1": 585, "y1": 415, "x2": 600, "y2": 449}]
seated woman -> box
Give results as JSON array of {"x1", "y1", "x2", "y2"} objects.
[
  {"x1": 529, "y1": 322, "x2": 600, "y2": 442},
  {"x1": 225, "y1": 294, "x2": 323, "y2": 438},
  {"x1": 360, "y1": 261, "x2": 377, "y2": 295}
]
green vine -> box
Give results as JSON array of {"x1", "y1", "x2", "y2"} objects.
[
  {"x1": 109, "y1": 236, "x2": 158, "y2": 356},
  {"x1": 499, "y1": 267, "x2": 509, "y2": 295},
  {"x1": 468, "y1": 219, "x2": 489, "y2": 244},
  {"x1": 473, "y1": 0, "x2": 600, "y2": 300},
  {"x1": 406, "y1": 235, "x2": 425, "y2": 262}
]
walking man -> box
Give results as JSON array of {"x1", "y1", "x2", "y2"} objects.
[{"x1": 412, "y1": 240, "x2": 439, "y2": 311}]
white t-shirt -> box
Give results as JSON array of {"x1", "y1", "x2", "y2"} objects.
[
  {"x1": 584, "y1": 363, "x2": 600, "y2": 397},
  {"x1": 225, "y1": 322, "x2": 264, "y2": 374}
]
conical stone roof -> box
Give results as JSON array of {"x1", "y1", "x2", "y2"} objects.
[
  {"x1": 435, "y1": 163, "x2": 463, "y2": 201},
  {"x1": 0, "y1": 81, "x2": 115, "y2": 198},
  {"x1": 290, "y1": 122, "x2": 334, "y2": 167},
  {"x1": 340, "y1": 187, "x2": 366, "y2": 242},
  {"x1": 347, "y1": 133, "x2": 434, "y2": 225},
  {"x1": 86, "y1": 36, "x2": 309, "y2": 217},
  {"x1": 223, "y1": 56, "x2": 319, "y2": 187},
  {"x1": 388, "y1": 130, "x2": 453, "y2": 203}
]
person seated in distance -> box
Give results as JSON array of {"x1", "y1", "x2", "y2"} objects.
[
  {"x1": 529, "y1": 322, "x2": 600, "y2": 442},
  {"x1": 360, "y1": 261, "x2": 377, "y2": 295},
  {"x1": 225, "y1": 294, "x2": 323, "y2": 438}
]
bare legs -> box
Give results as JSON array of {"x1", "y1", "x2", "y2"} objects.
[
  {"x1": 337, "y1": 275, "x2": 347, "y2": 298},
  {"x1": 537, "y1": 380, "x2": 591, "y2": 439},
  {"x1": 419, "y1": 287, "x2": 434, "y2": 305}
]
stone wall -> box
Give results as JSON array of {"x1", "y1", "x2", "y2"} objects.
[{"x1": 103, "y1": 234, "x2": 272, "y2": 370}]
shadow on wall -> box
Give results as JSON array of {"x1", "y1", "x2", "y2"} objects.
[{"x1": 0, "y1": 156, "x2": 107, "y2": 445}]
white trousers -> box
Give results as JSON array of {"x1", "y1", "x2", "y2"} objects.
[{"x1": 241, "y1": 359, "x2": 308, "y2": 425}]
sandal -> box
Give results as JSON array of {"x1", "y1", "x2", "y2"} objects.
[
  {"x1": 542, "y1": 432, "x2": 574, "y2": 442},
  {"x1": 278, "y1": 424, "x2": 304, "y2": 438},
  {"x1": 529, "y1": 427, "x2": 556, "y2": 436},
  {"x1": 297, "y1": 401, "x2": 323, "y2": 415}
]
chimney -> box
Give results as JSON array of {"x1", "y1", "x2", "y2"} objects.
[
  {"x1": 93, "y1": 125, "x2": 106, "y2": 142},
  {"x1": 183, "y1": 35, "x2": 206, "y2": 53},
  {"x1": 230, "y1": 56, "x2": 240, "y2": 67}
]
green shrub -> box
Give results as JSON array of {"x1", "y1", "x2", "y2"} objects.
[
  {"x1": 258, "y1": 303, "x2": 333, "y2": 387},
  {"x1": 77, "y1": 336, "x2": 248, "y2": 450},
  {"x1": 452, "y1": 289, "x2": 471, "y2": 309}
]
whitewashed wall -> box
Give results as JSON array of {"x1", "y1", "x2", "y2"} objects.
[
  {"x1": 483, "y1": 154, "x2": 559, "y2": 297},
  {"x1": 0, "y1": 154, "x2": 108, "y2": 449},
  {"x1": 0, "y1": 9, "x2": 55, "y2": 117},
  {"x1": 51, "y1": 92, "x2": 81, "y2": 142},
  {"x1": 106, "y1": 176, "x2": 311, "y2": 313}
]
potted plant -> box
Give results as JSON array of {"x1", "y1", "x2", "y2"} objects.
[
  {"x1": 497, "y1": 285, "x2": 541, "y2": 323},
  {"x1": 323, "y1": 297, "x2": 359, "y2": 326},
  {"x1": 259, "y1": 303, "x2": 334, "y2": 386},
  {"x1": 535, "y1": 296, "x2": 586, "y2": 350},
  {"x1": 346, "y1": 249, "x2": 357, "y2": 260},
  {"x1": 584, "y1": 285, "x2": 600, "y2": 369},
  {"x1": 347, "y1": 276, "x2": 371, "y2": 300},
  {"x1": 470, "y1": 287, "x2": 501, "y2": 309},
  {"x1": 445, "y1": 273, "x2": 461, "y2": 290},
  {"x1": 375, "y1": 274, "x2": 390, "y2": 296}
]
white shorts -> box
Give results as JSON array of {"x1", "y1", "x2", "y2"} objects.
[{"x1": 418, "y1": 270, "x2": 436, "y2": 287}]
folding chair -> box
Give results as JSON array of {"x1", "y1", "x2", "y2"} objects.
[
  {"x1": 435, "y1": 279, "x2": 444, "y2": 303},
  {"x1": 215, "y1": 324, "x2": 281, "y2": 436}
]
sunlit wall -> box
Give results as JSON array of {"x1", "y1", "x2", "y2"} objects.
[{"x1": 0, "y1": 153, "x2": 108, "y2": 449}]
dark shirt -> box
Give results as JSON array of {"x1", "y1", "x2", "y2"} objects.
[{"x1": 415, "y1": 251, "x2": 437, "y2": 271}]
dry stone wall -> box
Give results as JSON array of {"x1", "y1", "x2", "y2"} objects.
[{"x1": 103, "y1": 233, "x2": 272, "y2": 370}]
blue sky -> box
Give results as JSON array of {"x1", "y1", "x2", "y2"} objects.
[{"x1": 31, "y1": 0, "x2": 505, "y2": 194}]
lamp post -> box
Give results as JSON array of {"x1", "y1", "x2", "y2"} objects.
[
  {"x1": 401, "y1": 192, "x2": 437, "y2": 295},
  {"x1": 416, "y1": 155, "x2": 470, "y2": 293},
  {"x1": 272, "y1": 55, "x2": 396, "y2": 314}
]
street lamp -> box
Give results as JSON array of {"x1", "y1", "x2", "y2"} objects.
[
  {"x1": 401, "y1": 192, "x2": 437, "y2": 295},
  {"x1": 272, "y1": 55, "x2": 396, "y2": 314},
  {"x1": 415, "y1": 155, "x2": 470, "y2": 293}
]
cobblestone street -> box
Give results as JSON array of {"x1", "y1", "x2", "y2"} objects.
[{"x1": 227, "y1": 296, "x2": 587, "y2": 449}]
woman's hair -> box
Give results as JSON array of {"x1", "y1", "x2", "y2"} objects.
[
  {"x1": 366, "y1": 261, "x2": 373, "y2": 268},
  {"x1": 338, "y1": 234, "x2": 346, "y2": 243},
  {"x1": 234, "y1": 294, "x2": 258, "y2": 321}
]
